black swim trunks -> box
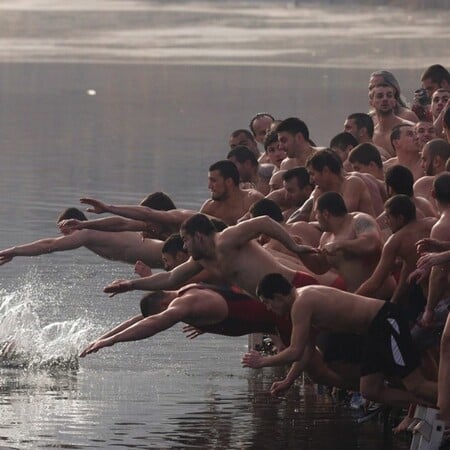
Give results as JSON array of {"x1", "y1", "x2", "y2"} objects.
[{"x1": 361, "y1": 302, "x2": 421, "y2": 379}]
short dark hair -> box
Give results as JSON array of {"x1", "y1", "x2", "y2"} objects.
[
  {"x1": 329, "y1": 132, "x2": 359, "y2": 151},
  {"x1": 57, "y1": 207, "x2": 87, "y2": 223},
  {"x1": 227, "y1": 146, "x2": 258, "y2": 167},
  {"x1": 181, "y1": 213, "x2": 217, "y2": 237},
  {"x1": 230, "y1": 128, "x2": 256, "y2": 142},
  {"x1": 384, "y1": 195, "x2": 416, "y2": 223},
  {"x1": 250, "y1": 198, "x2": 284, "y2": 222},
  {"x1": 307, "y1": 149, "x2": 342, "y2": 175},
  {"x1": 348, "y1": 143, "x2": 383, "y2": 169},
  {"x1": 283, "y1": 167, "x2": 313, "y2": 189},
  {"x1": 347, "y1": 113, "x2": 375, "y2": 138},
  {"x1": 162, "y1": 233, "x2": 186, "y2": 256},
  {"x1": 385, "y1": 165, "x2": 414, "y2": 197},
  {"x1": 210, "y1": 218, "x2": 228, "y2": 232},
  {"x1": 249, "y1": 112, "x2": 275, "y2": 135},
  {"x1": 421, "y1": 64, "x2": 450, "y2": 85},
  {"x1": 209, "y1": 160, "x2": 240, "y2": 186},
  {"x1": 433, "y1": 172, "x2": 450, "y2": 204},
  {"x1": 140, "y1": 192, "x2": 176, "y2": 210},
  {"x1": 256, "y1": 273, "x2": 294, "y2": 300},
  {"x1": 264, "y1": 130, "x2": 278, "y2": 152},
  {"x1": 140, "y1": 291, "x2": 168, "y2": 317},
  {"x1": 316, "y1": 192, "x2": 347, "y2": 216},
  {"x1": 276, "y1": 117, "x2": 310, "y2": 141}
]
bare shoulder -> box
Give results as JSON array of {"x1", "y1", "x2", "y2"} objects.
[
  {"x1": 413, "y1": 175, "x2": 433, "y2": 190},
  {"x1": 200, "y1": 199, "x2": 216, "y2": 214},
  {"x1": 352, "y1": 212, "x2": 378, "y2": 233},
  {"x1": 246, "y1": 188, "x2": 264, "y2": 201}
]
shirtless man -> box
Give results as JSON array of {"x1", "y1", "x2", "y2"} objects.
[
  {"x1": 329, "y1": 132, "x2": 358, "y2": 171},
  {"x1": 383, "y1": 124, "x2": 423, "y2": 181},
  {"x1": 306, "y1": 149, "x2": 376, "y2": 219},
  {"x1": 296, "y1": 192, "x2": 393, "y2": 298},
  {"x1": 370, "y1": 84, "x2": 414, "y2": 157},
  {"x1": 227, "y1": 146, "x2": 273, "y2": 195},
  {"x1": 277, "y1": 117, "x2": 322, "y2": 170},
  {"x1": 356, "y1": 196, "x2": 436, "y2": 322},
  {"x1": 103, "y1": 214, "x2": 318, "y2": 299},
  {"x1": 80, "y1": 283, "x2": 291, "y2": 358},
  {"x1": 228, "y1": 128, "x2": 260, "y2": 159},
  {"x1": 0, "y1": 208, "x2": 166, "y2": 268},
  {"x1": 414, "y1": 139, "x2": 450, "y2": 209},
  {"x1": 421, "y1": 64, "x2": 450, "y2": 100},
  {"x1": 343, "y1": 112, "x2": 391, "y2": 161},
  {"x1": 249, "y1": 112, "x2": 275, "y2": 146},
  {"x1": 242, "y1": 273, "x2": 437, "y2": 408}
]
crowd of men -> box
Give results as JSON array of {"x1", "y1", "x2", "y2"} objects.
[{"x1": 1, "y1": 63, "x2": 450, "y2": 444}]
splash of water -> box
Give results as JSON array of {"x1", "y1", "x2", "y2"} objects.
[{"x1": 0, "y1": 278, "x2": 96, "y2": 371}]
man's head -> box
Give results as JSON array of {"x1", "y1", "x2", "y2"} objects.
[
  {"x1": 57, "y1": 208, "x2": 87, "y2": 235},
  {"x1": 421, "y1": 64, "x2": 450, "y2": 98},
  {"x1": 139, "y1": 192, "x2": 177, "y2": 240},
  {"x1": 227, "y1": 146, "x2": 258, "y2": 183},
  {"x1": 348, "y1": 143, "x2": 383, "y2": 176},
  {"x1": 329, "y1": 132, "x2": 359, "y2": 164},
  {"x1": 256, "y1": 273, "x2": 295, "y2": 316},
  {"x1": 414, "y1": 121, "x2": 437, "y2": 149},
  {"x1": 316, "y1": 191, "x2": 347, "y2": 231},
  {"x1": 250, "y1": 198, "x2": 283, "y2": 223},
  {"x1": 369, "y1": 70, "x2": 407, "y2": 108},
  {"x1": 249, "y1": 112, "x2": 275, "y2": 144},
  {"x1": 208, "y1": 160, "x2": 240, "y2": 201},
  {"x1": 161, "y1": 233, "x2": 188, "y2": 271},
  {"x1": 390, "y1": 124, "x2": 418, "y2": 155},
  {"x1": 229, "y1": 129, "x2": 259, "y2": 158},
  {"x1": 431, "y1": 88, "x2": 450, "y2": 119},
  {"x1": 432, "y1": 172, "x2": 450, "y2": 206},
  {"x1": 276, "y1": 117, "x2": 310, "y2": 158},
  {"x1": 306, "y1": 149, "x2": 343, "y2": 190},
  {"x1": 384, "y1": 195, "x2": 416, "y2": 232},
  {"x1": 140, "y1": 291, "x2": 173, "y2": 317},
  {"x1": 420, "y1": 139, "x2": 450, "y2": 176},
  {"x1": 180, "y1": 213, "x2": 217, "y2": 260},
  {"x1": 282, "y1": 167, "x2": 314, "y2": 206},
  {"x1": 344, "y1": 113, "x2": 374, "y2": 142},
  {"x1": 369, "y1": 84, "x2": 396, "y2": 116},
  {"x1": 264, "y1": 131, "x2": 286, "y2": 168},
  {"x1": 385, "y1": 165, "x2": 414, "y2": 198}
]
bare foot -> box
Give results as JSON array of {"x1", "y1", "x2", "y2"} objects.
[{"x1": 392, "y1": 415, "x2": 417, "y2": 434}]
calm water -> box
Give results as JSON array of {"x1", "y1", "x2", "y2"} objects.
[{"x1": 0, "y1": 1, "x2": 448, "y2": 448}]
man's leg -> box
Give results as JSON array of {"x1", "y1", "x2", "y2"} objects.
[
  {"x1": 401, "y1": 367, "x2": 438, "y2": 406},
  {"x1": 438, "y1": 315, "x2": 450, "y2": 424}
]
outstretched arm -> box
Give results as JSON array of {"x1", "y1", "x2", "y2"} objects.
[
  {"x1": 104, "y1": 258, "x2": 203, "y2": 295},
  {"x1": 80, "y1": 305, "x2": 187, "y2": 357},
  {"x1": 59, "y1": 216, "x2": 148, "y2": 233},
  {"x1": 0, "y1": 233, "x2": 87, "y2": 265},
  {"x1": 80, "y1": 197, "x2": 194, "y2": 225}
]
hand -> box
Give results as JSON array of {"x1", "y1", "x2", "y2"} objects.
[
  {"x1": 103, "y1": 279, "x2": 133, "y2": 297},
  {"x1": 416, "y1": 238, "x2": 444, "y2": 254},
  {"x1": 0, "y1": 250, "x2": 13, "y2": 266},
  {"x1": 58, "y1": 219, "x2": 84, "y2": 232},
  {"x1": 417, "y1": 252, "x2": 447, "y2": 271},
  {"x1": 270, "y1": 378, "x2": 292, "y2": 397},
  {"x1": 80, "y1": 197, "x2": 109, "y2": 214},
  {"x1": 321, "y1": 242, "x2": 341, "y2": 256},
  {"x1": 241, "y1": 350, "x2": 264, "y2": 369},
  {"x1": 182, "y1": 325, "x2": 204, "y2": 339},
  {"x1": 79, "y1": 338, "x2": 113, "y2": 357},
  {"x1": 134, "y1": 260, "x2": 152, "y2": 277},
  {"x1": 407, "y1": 267, "x2": 429, "y2": 285}
]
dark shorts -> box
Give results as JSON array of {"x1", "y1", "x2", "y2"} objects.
[
  {"x1": 398, "y1": 282, "x2": 427, "y2": 323},
  {"x1": 410, "y1": 297, "x2": 450, "y2": 352},
  {"x1": 361, "y1": 302, "x2": 421, "y2": 378},
  {"x1": 317, "y1": 332, "x2": 364, "y2": 364}
]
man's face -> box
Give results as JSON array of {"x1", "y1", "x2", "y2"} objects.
[
  {"x1": 266, "y1": 141, "x2": 286, "y2": 168},
  {"x1": 420, "y1": 144, "x2": 435, "y2": 176},
  {"x1": 252, "y1": 116, "x2": 274, "y2": 144},
  {"x1": 370, "y1": 86, "x2": 396, "y2": 115},
  {"x1": 181, "y1": 231, "x2": 205, "y2": 261},
  {"x1": 316, "y1": 209, "x2": 329, "y2": 231},
  {"x1": 283, "y1": 178, "x2": 309, "y2": 206},
  {"x1": 343, "y1": 118, "x2": 359, "y2": 139},
  {"x1": 422, "y1": 78, "x2": 441, "y2": 98},
  {"x1": 395, "y1": 126, "x2": 418, "y2": 153},
  {"x1": 415, "y1": 122, "x2": 436, "y2": 148},
  {"x1": 261, "y1": 295, "x2": 288, "y2": 316},
  {"x1": 307, "y1": 167, "x2": 325, "y2": 189},
  {"x1": 229, "y1": 132, "x2": 257, "y2": 151},
  {"x1": 208, "y1": 170, "x2": 228, "y2": 201},
  {"x1": 431, "y1": 90, "x2": 449, "y2": 118},
  {"x1": 278, "y1": 131, "x2": 299, "y2": 158},
  {"x1": 162, "y1": 252, "x2": 178, "y2": 271},
  {"x1": 385, "y1": 211, "x2": 402, "y2": 233}
]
